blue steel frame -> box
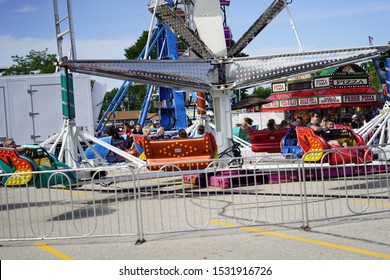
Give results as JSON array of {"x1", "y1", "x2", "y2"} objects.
[{"x1": 96, "y1": 0, "x2": 187, "y2": 133}]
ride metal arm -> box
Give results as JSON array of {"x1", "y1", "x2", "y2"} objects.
[
  {"x1": 231, "y1": 45, "x2": 390, "y2": 89},
  {"x1": 60, "y1": 45, "x2": 390, "y2": 92},
  {"x1": 149, "y1": 1, "x2": 215, "y2": 59},
  {"x1": 227, "y1": 0, "x2": 287, "y2": 57}
]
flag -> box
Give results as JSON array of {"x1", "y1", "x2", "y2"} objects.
[{"x1": 368, "y1": 36, "x2": 374, "y2": 46}]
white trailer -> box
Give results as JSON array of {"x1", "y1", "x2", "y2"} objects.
[
  {"x1": 232, "y1": 111, "x2": 285, "y2": 130},
  {"x1": 0, "y1": 73, "x2": 105, "y2": 145}
]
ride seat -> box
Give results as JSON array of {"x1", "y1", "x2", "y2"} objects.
[
  {"x1": 144, "y1": 132, "x2": 217, "y2": 170},
  {"x1": 33, "y1": 157, "x2": 52, "y2": 167}
]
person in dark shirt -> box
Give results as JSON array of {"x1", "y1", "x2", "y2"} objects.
[
  {"x1": 349, "y1": 115, "x2": 361, "y2": 130},
  {"x1": 322, "y1": 121, "x2": 348, "y2": 148},
  {"x1": 131, "y1": 123, "x2": 143, "y2": 135},
  {"x1": 306, "y1": 112, "x2": 322, "y2": 134},
  {"x1": 266, "y1": 119, "x2": 277, "y2": 131}
]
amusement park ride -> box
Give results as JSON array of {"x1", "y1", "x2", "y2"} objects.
[
  {"x1": 26, "y1": 1, "x2": 390, "y2": 170},
  {"x1": 48, "y1": 0, "x2": 389, "y2": 168}
]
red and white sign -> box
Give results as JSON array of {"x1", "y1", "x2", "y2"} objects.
[
  {"x1": 343, "y1": 94, "x2": 377, "y2": 103},
  {"x1": 298, "y1": 97, "x2": 318, "y2": 106},
  {"x1": 280, "y1": 99, "x2": 298, "y2": 107},
  {"x1": 319, "y1": 96, "x2": 342, "y2": 104},
  {"x1": 333, "y1": 78, "x2": 368, "y2": 87},
  {"x1": 262, "y1": 101, "x2": 279, "y2": 108},
  {"x1": 314, "y1": 77, "x2": 330, "y2": 88},
  {"x1": 272, "y1": 82, "x2": 286, "y2": 92}
]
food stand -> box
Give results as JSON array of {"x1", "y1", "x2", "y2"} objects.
[{"x1": 262, "y1": 64, "x2": 380, "y2": 123}]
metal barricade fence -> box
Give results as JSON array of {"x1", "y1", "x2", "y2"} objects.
[
  {"x1": 1, "y1": 147, "x2": 390, "y2": 242},
  {"x1": 135, "y1": 154, "x2": 305, "y2": 240},
  {"x1": 0, "y1": 165, "x2": 139, "y2": 241},
  {"x1": 301, "y1": 145, "x2": 390, "y2": 223}
]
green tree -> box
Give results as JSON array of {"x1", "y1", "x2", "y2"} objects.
[
  {"x1": 126, "y1": 84, "x2": 152, "y2": 111},
  {"x1": 360, "y1": 61, "x2": 381, "y2": 91},
  {"x1": 121, "y1": 31, "x2": 151, "y2": 114},
  {"x1": 124, "y1": 30, "x2": 157, "y2": 59},
  {"x1": 252, "y1": 86, "x2": 271, "y2": 99},
  {"x1": 233, "y1": 88, "x2": 249, "y2": 102},
  {"x1": 100, "y1": 84, "x2": 153, "y2": 115},
  {"x1": 3, "y1": 49, "x2": 56, "y2": 75},
  {"x1": 100, "y1": 88, "x2": 118, "y2": 118}
]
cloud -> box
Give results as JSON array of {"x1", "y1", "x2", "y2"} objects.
[
  {"x1": 0, "y1": 0, "x2": 7, "y2": 4},
  {"x1": 0, "y1": 35, "x2": 134, "y2": 90},
  {"x1": 75, "y1": 38, "x2": 133, "y2": 59},
  {"x1": 14, "y1": 5, "x2": 38, "y2": 13},
  {"x1": 0, "y1": 35, "x2": 134, "y2": 65},
  {"x1": 0, "y1": 35, "x2": 55, "y2": 66}
]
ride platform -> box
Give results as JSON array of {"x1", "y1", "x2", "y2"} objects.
[{"x1": 183, "y1": 160, "x2": 389, "y2": 189}]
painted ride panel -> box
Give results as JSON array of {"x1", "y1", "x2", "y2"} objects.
[
  {"x1": 144, "y1": 132, "x2": 217, "y2": 170},
  {"x1": 249, "y1": 128, "x2": 289, "y2": 153},
  {"x1": 0, "y1": 146, "x2": 77, "y2": 188}
]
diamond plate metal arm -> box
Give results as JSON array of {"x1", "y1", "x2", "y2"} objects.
[
  {"x1": 227, "y1": 0, "x2": 287, "y2": 57},
  {"x1": 60, "y1": 59, "x2": 217, "y2": 92},
  {"x1": 150, "y1": 3, "x2": 215, "y2": 59},
  {"x1": 230, "y1": 45, "x2": 390, "y2": 89},
  {"x1": 60, "y1": 45, "x2": 390, "y2": 92}
]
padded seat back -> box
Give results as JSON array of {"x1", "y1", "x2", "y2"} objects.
[{"x1": 144, "y1": 132, "x2": 217, "y2": 170}]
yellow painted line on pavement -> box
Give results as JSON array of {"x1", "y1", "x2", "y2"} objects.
[
  {"x1": 57, "y1": 189, "x2": 88, "y2": 197},
  {"x1": 211, "y1": 220, "x2": 390, "y2": 259},
  {"x1": 35, "y1": 242, "x2": 74, "y2": 260},
  {"x1": 352, "y1": 199, "x2": 390, "y2": 207}
]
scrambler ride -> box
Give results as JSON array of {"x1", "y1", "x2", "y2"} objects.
[{"x1": 39, "y1": 0, "x2": 390, "y2": 189}]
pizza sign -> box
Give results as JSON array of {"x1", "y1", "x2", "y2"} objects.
[
  {"x1": 343, "y1": 95, "x2": 377, "y2": 103},
  {"x1": 314, "y1": 77, "x2": 330, "y2": 88},
  {"x1": 272, "y1": 82, "x2": 286, "y2": 92},
  {"x1": 333, "y1": 78, "x2": 368, "y2": 87}
]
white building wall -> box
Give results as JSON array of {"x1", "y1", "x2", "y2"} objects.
[
  {"x1": 0, "y1": 73, "x2": 103, "y2": 145},
  {"x1": 232, "y1": 111, "x2": 285, "y2": 130}
]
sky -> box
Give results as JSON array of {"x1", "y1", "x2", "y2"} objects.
[{"x1": 1, "y1": 0, "x2": 390, "y2": 90}]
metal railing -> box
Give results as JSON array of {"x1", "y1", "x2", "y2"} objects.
[{"x1": 1, "y1": 146, "x2": 390, "y2": 242}]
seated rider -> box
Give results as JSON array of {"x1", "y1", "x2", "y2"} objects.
[
  {"x1": 192, "y1": 124, "x2": 205, "y2": 138},
  {"x1": 2, "y1": 138, "x2": 17, "y2": 149},
  {"x1": 2, "y1": 138, "x2": 26, "y2": 153},
  {"x1": 172, "y1": 129, "x2": 188, "y2": 139},
  {"x1": 286, "y1": 117, "x2": 304, "y2": 146},
  {"x1": 322, "y1": 121, "x2": 348, "y2": 148},
  {"x1": 241, "y1": 117, "x2": 253, "y2": 130},
  {"x1": 306, "y1": 112, "x2": 322, "y2": 135},
  {"x1": 266, "y1": 119, "x2": 277, "y2": 131},
  {"x1": 153, "y1": 127, "x2": 168, "y2": 139}
]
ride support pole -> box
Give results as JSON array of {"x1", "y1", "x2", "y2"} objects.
[
  {"x1": 386, "y1": 58, "x2": 390, "y2": 100},
  {"x1": 61, "y1": 69, "x2": 76, "y2": 120}
]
